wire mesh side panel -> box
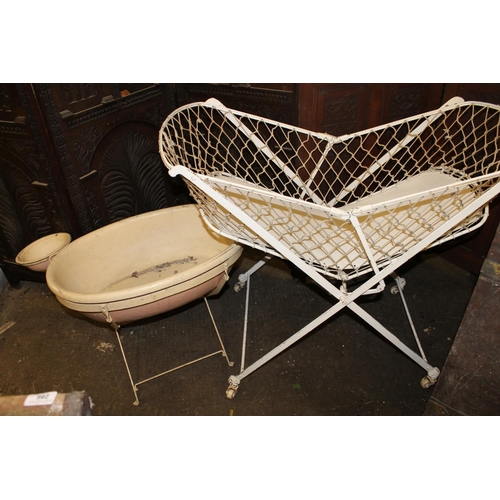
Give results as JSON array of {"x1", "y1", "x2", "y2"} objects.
[
  {"x1": 187, "y1": 178, "x2": 366, "y2": 280},
  {"x1": 159, "y1": 100, "x2": 500, "y2": 280},
  {"x1": 352, "y1": 186, "x2": 485, "y2": 274},
  {"x1": 161, "y1": 101, "x2": 500, "y2": 203},
  {"x1": 184, "y1": 176, "x2": 489, "y2": 281}
]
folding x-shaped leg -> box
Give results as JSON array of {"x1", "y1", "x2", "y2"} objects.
[
  {"x1": 170, "y1": 165, "x2": 500, "y2": 400},
  {"x1": 226, "y1": 258, "x2": 440, "y2": 399}
]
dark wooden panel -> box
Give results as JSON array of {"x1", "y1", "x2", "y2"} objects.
[
  {"x1": 443, "y1": 83, "x2": 500, "y2": 106},
  {"x1": 438, "y1": 197, "x2": 500, "y2": 275},
  {"x1": 371, "y1": 83, "x2": 444, "y2": 124},
  {"x1": 176, "y1": 83, "x2": 298, "y2": 125},
  {"x1": 0, "y1": 83, "x2": 26, "y2": 125},
  {"x1": 34, "y1": 83, "x2": 186, "y2": 234},
  {"x1": 298, "y1": 83, "x2": 445, "y2": 135},
  {"x1": 0, "y1": 83, "x2": 186, "y2": 285},
  {"x1": 0, "y1": 85, "x2": 71, "y2": 264},
  {"x1": 50, "y1": 83, "x2": 108, "y2": 117},
  {"x1": 298, "y1": 83, "x2": 374, "y2": 135}
]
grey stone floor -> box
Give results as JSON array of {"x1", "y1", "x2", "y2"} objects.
[{"x1": 0, "y1": 248, "x2": 477, "y2": 416}]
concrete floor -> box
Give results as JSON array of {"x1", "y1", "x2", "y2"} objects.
[{"x1": 0, "y1": 248, "x2": 477, "y2": 416}]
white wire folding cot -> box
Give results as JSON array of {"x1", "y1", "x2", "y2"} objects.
[{"x1": 159, "y1": 96, "x2": 500, "y2": 399}]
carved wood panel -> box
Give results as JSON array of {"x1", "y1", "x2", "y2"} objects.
[
  {"x1": 0, "y1": 84, "x2": 69, "y2": 270},
  {"x1": 0, "y1": 83, "x2": 184, "y2": 284},
  {"x1": 33, "y1": 83, "x2": 186, "y2": 234},
  {"x1": 0, "y1": 153, "x2": 52, "y2": 253},
  {"x1": 176, "y1": 83, "x2": 298, "y2": 125},
  {"x1": 298, "y1": 83, "x2": 374, "y2": 135},
  {"x1": 371, "y1": 83, "x2": 444, "y2": 124},
  {"x1": 298, "y1": 83, "x2": 445, "y2": 135}
]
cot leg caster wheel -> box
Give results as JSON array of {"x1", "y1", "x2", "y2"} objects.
[
  {"x1": 420, "y1": 376, "x2": 436, "y2": 389},
  {"x1": 132, "y1": 387, "x2": 140, "y2": 406},
  {"x1": 234, "y1": 277, "x2": 247, "y2": 293},
  {"x1": 226, "y1": 386, "x2": 238, "y2": 399},
  {"x1": 420, "y1": 368, "x2": 440, "y2": 389},
  {"x1": 391, "y1": 277, "x2": 406, "y2": 295},
  {"x1": 226, "y1": 376, "x2": 240, "y2": 399}
]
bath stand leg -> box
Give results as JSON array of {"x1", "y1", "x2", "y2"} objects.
[
  {"x1": 113, "y1": 323, "x2": 141, "y2": 406},
  {"x1": 204, "y1": 297, "x2": 234, "y2": 368},
  {"x1": 100, "y1": 305, "x2": 140, "y2": 405},
  {"x1": 101, "y1": 299, "x2": 234, "y2": 406}
]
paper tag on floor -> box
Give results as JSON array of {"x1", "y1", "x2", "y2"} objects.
[{"x1": 24, "y1": 391, "x2": 58, "y2": 407}]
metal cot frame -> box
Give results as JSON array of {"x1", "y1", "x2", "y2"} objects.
[{"x1": 159, "y1": 97, "x2": 500, "y2": 398}]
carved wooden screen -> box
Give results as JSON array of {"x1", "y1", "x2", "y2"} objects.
[
  {"x1": 0, "y1": 84, "x2": 69, "y2": 269},
  {"x1": 0, "y1": 84, "x2": 187, "y2": 284},
  {"x1": 33, "y1": 83, "x2": 189, "y2": 233}
]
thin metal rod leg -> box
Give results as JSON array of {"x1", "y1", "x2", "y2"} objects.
[
  {"x1": 236, "y1": 257, "x2": 270, "y2": 372},
  {"x1": 231, "y1": 298, "x2": 348, "y2": 386},
  {"x1": 204, "y1": 297, "x2": 234, "y2": 367},
  {"x1": 113, "y1": 325, "x2": 140, "y2": 406},
  {"x1": 109, "y1": 298, "x2": 234, "y2": 405},
  {"x1": 230, "y1": 291, "x2": 437, "y2": 390},
  {"x1": 347, "y1": 300, "x2": 435, "y2": 372},
  {"x1": 234, "y1": 255, "x2": 271, "y2": 292},
  {"x1": 240, "y1": 272, "x2": 252, "y2": 372},
  {"x1": 391, "y1": 272, "x2": 427, "y2": 362}
]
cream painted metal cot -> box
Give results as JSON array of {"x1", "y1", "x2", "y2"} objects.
[{"x1": 159, "y1": 97, "x2": 500, "y2": 398}]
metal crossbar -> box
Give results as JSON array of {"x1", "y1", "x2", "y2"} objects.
[{"x1": 102, "y1": 298, "x2": 233, "y2": 406}]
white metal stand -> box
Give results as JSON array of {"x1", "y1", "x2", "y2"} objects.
[
  {"x1": 169, "y1": 167, "x2": 500, "y2": 399},
  {"x1": 159, "y1": 97, "x2": 500, "y2": 400},
  {"x1": 233, "y1": 256, "x2": 272, "y2": 372},
  {"x1": 101, "y1": 298, "x2": 233, "y2": 405},
  {"x1": 228, "y1": 260, "x2": 439, "y2": 398}
]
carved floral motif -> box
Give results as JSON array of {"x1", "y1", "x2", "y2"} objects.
[
  {"x1": 72, "y1": 125, "x2": 103, "y2": 172},
  {"x1": 323, "y1": 95, "x2": 359, "y2": 134},
  {"x1": 99, "y1": 132, "x2": 171, "y2": 223},
  {"x1": 61, "y1": 84, "x2": 98, "y2": 105},
  {"x1": 0, "y1": 157, "x2": 52, "y2": 256},
  {"x1": 389, "y1": 86, "x2": 423, "y2": 120}
]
